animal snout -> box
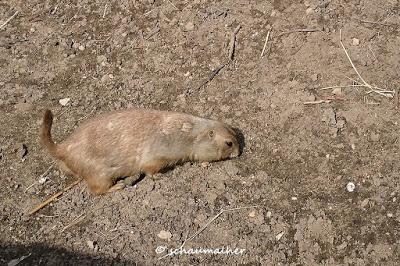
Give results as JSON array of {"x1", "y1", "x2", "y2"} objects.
[{"x1": 230, "y1": 147, "x2": 240, "y2": 158}]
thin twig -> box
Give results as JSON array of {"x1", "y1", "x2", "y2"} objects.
[
  {"x1": 182, "y1": 206, "x2": 257, "y2": 247},
  {"x1": 339, "y1": 29, "x2": 368, "y2": 85},
  {"x1": 318, "y1": 30, "x2": 395, "y2": 98},
  {"x1": 355, "y1": 18, "x2": 398, "y2": 28},
  {"x1": 319, "y1": 84, "x2": 365, "y2": 90},
  {"x1": 229, "y1": 25, "x2": 241, "y2": 60},
  {"x1": 260, "y1": 30, "x2": 271, "y2": 58},
  {"x1": 28, "y1": 178, "x2": 83, "y2": 215},
  {"x1": 102, "y1": 4, "x2": 108, "y2": 18},
  {"x1": 164, "y1": 0, "x2": 179, "y2": 11},
  {"x1": 0, "y1": 11, "x2": 19, "y2": 30},
  {"x1": 61, "y1": 213, "x2": 86, "y2": 232},
  {"x1": 303, "y1": 100, "x2": 332, "y2": 105},
  {"x1": 277, "y1": 28, "x2": 320, "y2": 37},
  {"x1": 194, "y1": 63, "x2": 226, "y2": 91}
]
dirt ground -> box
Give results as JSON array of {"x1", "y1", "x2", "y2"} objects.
[{"x1": 1, "y1": 0, "x2": 399, "y2": 265}]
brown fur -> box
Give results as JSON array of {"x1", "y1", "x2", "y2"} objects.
[{"x1": 40, "y1": 108, "x2": 240, "y2": 195}]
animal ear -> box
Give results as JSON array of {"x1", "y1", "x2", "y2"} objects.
[{"x1": 208, "y1": 130, "x2": 214, "y2": 138}]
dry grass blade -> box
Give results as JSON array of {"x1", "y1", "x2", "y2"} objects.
[
  {"x1": 0, "y1": 10, "x2": 19, "y2": 30},
  {"x1": 260, "y1": 30, "x2": 271, "y2": 58},
  {"x1": 28, "y1": 178, "x2": 83, "y2": 215},
  {"x1": 319, "y1": 30, "x2": 395, "y2": 98}
]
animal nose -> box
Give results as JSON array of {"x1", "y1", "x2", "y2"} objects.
[{"x1": 230, "y1": 147, "x2": 240, "y2": 158}]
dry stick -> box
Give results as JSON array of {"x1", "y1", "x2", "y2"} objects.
[
  {"x1": 61, "y1": 213, "x2": 86, "y2": 232},
  {"x1": 277, "y1": 28, "x2": 319, "y2": 37},
  {"x1": 28, "y1": 178, "x2": 83, "y2": 215},
  {"x1": 355, "y1": 18, "x2": 397, "y2": 28},
  {"x1": 260, "y1": 30, "x2": 271, "y2": 58},
  {"x1": 339, "y1": 29, "x2": 368, "y2": 85},
  {"x1": 229, "y1": 25, "x2": 241, "y2": 60},
  {"x1": 304, "y1": 100, "x2": 332, "y2": 105},
  {"x1": 181, "y1": 206, "x2": 257, "y2": 247},
  {"x1": 164, "y1": 0, "x2": 179, "y2": 10},
  {"x1": 339, "y1": 29, "x2": 394, "y2": 97},
  {"x1": 320, "y1": 30, "x2": 395, "y2": 98},
  {"x1": 194, "y1": 63, "x2": 226, "y2": 91},
  {"x1": 102, "y1": 4, "x2": 108, "y2": 18},
  {"x1": 190, "y1": 25, "x2": 240, "y2": 93},
  {"x1": 319, "y1": 84, "x2": 365, "y2": 90},
  {"x1": 0, "y1": 10, "x2": 19, "y2": 30}
]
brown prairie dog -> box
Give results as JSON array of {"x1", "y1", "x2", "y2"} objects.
[{"x1": 40, "y1": 108, "x2": 240, "y2": 195}]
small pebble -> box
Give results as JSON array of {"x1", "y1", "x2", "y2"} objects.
[
  {"x1": 276, "y1": 231, "x2": 284, "y2": 241},
  {"x1": 59, "y1": 98, "x2": 70, "y2": 106},
  {"x1": 248, "y1": 211, "x2": 256, "y2": 218},
  {"x1": 370, "y1": 132, "x2": 380, "y2": 142},
  {"x1": 346, "y1": 182, "x2": 355, "y2": 192},
  {"x1": 332, "y1": 87, "x2": 343, "y2": 96},
  {"x1": 201, "y1": 162, "x2": 210, "y2": 168},
  {"x1": 185, "y1": 22, "x2": 194, "y2": 31},
  {"x1": 291, "y1": 196, "x2": 298, "y2": 201},
  {"x1": 306, "y1": 7, "x2": 314, "y2": 15},
  {"x1": 337, "y1": 242, "x2": 347, "y2": 250},
  {"x1": 361, "y1": 198, "x2": 369, "y2": 208},
  {"x1": 38, "y1": 176, "x2": 48, "y2": 184},
  {"x1": 157, "y1": 230, "x2": 172, "y2": 240},
  {"x1": 17, "y1": 143, "x2": 28, "y2": 159},
  {"x1": 311, "y1": 73, "x2": 318, "y2": 81},
  {"x1": 78, "y1": 45, "x2": 85, "y2": 51},
  {"x1": 87, "y1": 240, "x2": 98, "y2": 251},
  {"x1": 387, "y1": 213, "x2": 393, "y2": 218},
  {"x1": 352, "y1": 38, "x2": 360, "y2": 46}
]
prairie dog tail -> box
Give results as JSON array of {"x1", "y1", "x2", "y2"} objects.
[{"x1": 40, "y1": 110, "x2": 59, "y2": 158}]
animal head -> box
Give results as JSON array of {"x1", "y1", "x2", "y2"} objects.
[{"x1": 193, "y1": 123, "x2": 240, "y2": 162}]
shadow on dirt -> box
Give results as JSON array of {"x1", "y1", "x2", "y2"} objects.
[{"x1": 1, "y1": 242, "x2": 137, "y2": 266}]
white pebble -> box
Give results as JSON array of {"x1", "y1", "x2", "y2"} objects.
[
  {"x1": 87, "y1": 240, "x2": 98, "y2": 251},
  {"x1": 352, "y1": 38, "x2": 360, "y2": 46},
  {"x1": 332, "y1": 87, "x2": 343, "y2": 96},
  {"x1": 306, "y1": 7, "x2": 314, "y2": 15},
  {"x1": 59, "y1": 98, "x2": 70, "y2": 106},
  {"x1": 157, "y1": 230, "x2": 172, "y2": 240},
  {"x1": 346, "y1": 182, "x2": 355, "y2": 192},
  {"x1": 276, "y1": 231, "x2": 284, "y2": 241},
  {"x1": 291, "y1": 196, "x2": 298, "y2": 201},
  {"x1": 38, "y1": 176, "x2": 48, "y2": 184}
]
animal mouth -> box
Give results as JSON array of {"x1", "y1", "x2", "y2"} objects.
[{"x1": 230, "y1": 149, "x2": 240, "y2": 158}]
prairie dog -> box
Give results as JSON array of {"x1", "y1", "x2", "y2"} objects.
[{"x1": 40, "y1": 108, "x2": 240, "y2": 195}]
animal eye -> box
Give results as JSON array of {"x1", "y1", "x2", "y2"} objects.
[{"x1": 226, "y1": 141, "x2": 233, "y2": 147}]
